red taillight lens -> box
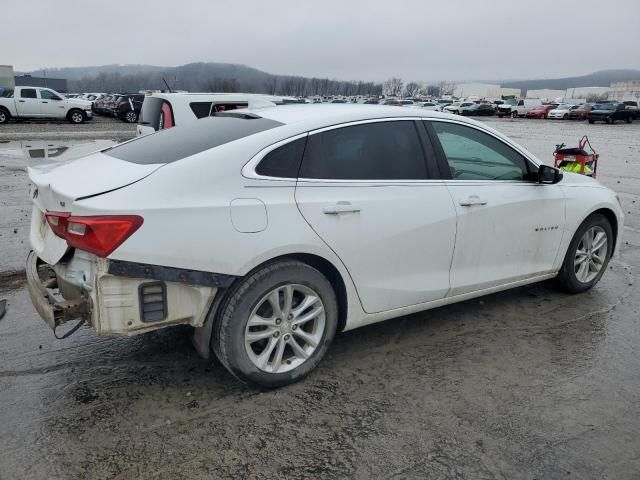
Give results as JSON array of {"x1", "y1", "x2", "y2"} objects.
[
  {"x1": 44, "y1": 212, "x2": 143, "y2": 257},
  {"x1": 45, "y1": 211, "x2": 70, "y2": 238},
  {"x1": 65, "y1": 216, "x2": 143, "y2": 257}
]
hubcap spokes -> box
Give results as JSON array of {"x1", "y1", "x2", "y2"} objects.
[
  {"x1": 574, "y1": 226, "x2": 608, "y2": 283},
  {"x1": 245, "y1": 284, "x2": 325, "y2": 373}
]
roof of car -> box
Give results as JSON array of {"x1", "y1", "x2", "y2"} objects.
[{"x1": 253, "y1": 104, "x2": 471, "y2": 129}]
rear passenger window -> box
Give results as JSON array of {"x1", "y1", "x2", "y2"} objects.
[
  {"x1": 299, "y1": 121, "x2": 427, "y2": 180},
  {"x1": 213, "y1": 103, "x2": 248, "y2": 113},
  {"x1": 256, "y1": 138, "x2": 307, "y2": 178},
  {"x1": 20, "y1": 89, "x2": 37, "y2": 99},
  {"x1": 190, "y1": 102, "x2": 213, "y2": 119}
]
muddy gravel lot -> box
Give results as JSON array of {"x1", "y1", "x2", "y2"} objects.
[{"x1": 1, "y1": 116, "x2": 639, "y2": 479}]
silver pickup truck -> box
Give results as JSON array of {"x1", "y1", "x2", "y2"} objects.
[{"x1": 0, "y1": 86, "x2": 93, "y2": 124}]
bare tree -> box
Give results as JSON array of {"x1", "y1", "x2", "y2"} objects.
[
  {"x1": 404, "y1": 82, "x2": 421, "y2": 98},
  {"x1": 263, "y1": 77, "x2": 277, "y2": 95},
  {"x1": 383, "y1": 77, "x2": 404, "y2": 97},
  {"x1": 586, "y1": 93, "x2": 608, "y2": 103}
]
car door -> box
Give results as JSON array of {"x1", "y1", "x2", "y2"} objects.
[
  {"x1": 38, "y1": 89, "x2": 65, "y2": 118},
  {"x1": 295, "y1": 119, "x2": 458, "y2": 314},
  {"x1": 15, "y1": 88, "x2": 41, "y2": 116},
  {"x1": 426, "y1": 120, "x2": 566, "y2": 296}
]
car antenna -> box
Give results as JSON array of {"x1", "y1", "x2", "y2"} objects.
[{"x1": 162, "y1": 77, "x2": 174, "y2": 93}]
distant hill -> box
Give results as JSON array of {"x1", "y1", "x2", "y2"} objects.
[
  {"x1": 20, "y1": 62, "x2": 383, "y2": 97},
  {"x1": 501, "y1": 69, "x2": 640, "y2": 93}
]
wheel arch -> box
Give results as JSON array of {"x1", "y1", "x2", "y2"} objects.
[
  {"x1": 590, "y1": 207, "x2": 619, "y2": 252},
  {"x1": 66, "y1": 108, "x2": 85, "y2": 120},
  {"x1": 202, "y1": 251, "x2": 350, "y2": 356}
]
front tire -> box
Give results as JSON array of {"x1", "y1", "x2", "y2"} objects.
[
  {"x1": 588, "y1": 119, "x2": 595, "y2": 124},
  {"x1": 511, "y1": 111, "x2": 518, "y2": 118},
  {"x1": 67, "y1": 109, "x2": 86, "y2": 124},
  {"x1": 557, "y1": 214, "x2": 613, "y2": 293},
  {"x1": 212, "y1": 260, "x2": 338, "y2": 388}
]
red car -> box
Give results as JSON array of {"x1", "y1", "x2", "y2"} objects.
[{"x1": 525, "y1": 104, "x2": 556, "y2": 119}]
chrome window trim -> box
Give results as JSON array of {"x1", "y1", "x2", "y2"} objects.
[
  {"x1": 243, "y1": 115, "x2": 542, "y2": 184},
  {"x1": 241, "y1": 133, "x2": 309, "y2": 181}
]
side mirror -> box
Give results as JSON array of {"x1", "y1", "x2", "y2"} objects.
[{"x1": 538, "y1": 164, "x2": 563, "y2": 184}]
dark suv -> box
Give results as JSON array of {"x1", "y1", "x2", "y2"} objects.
[
  {"x1": 114, "y1": 94, "x2": 145, "y2": 123},
  {"x1": 587, "y1": 103, "x2": 634, "y2": 124}
]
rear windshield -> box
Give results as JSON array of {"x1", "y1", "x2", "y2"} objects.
[{"x1": 104, "y1": 115, "x2": 283, "y2": 164}]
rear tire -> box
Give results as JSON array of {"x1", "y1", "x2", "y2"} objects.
[
  {"x1": 626, "y1": 116, "x2": 632, "y2": 124},
  {"x1": 0, "y1": 108, "x2": 9, "y2": 124},
  {"x1": 67, "y1": 109, "x2": 85, "y2": 124},
  {"x1": 588, "y1": 119, "x2": 594, "y2": 124},
  {"x1": 212, "y1": 260, "x2": 338, "y2": 388},
  {"x1": 124, "y1": 110, "x2": 138, "y2": 123},
  {"x1": 557, "y1": 214, "x2": 613, "y2": 293}
]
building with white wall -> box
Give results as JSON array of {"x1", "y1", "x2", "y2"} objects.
[
  {"x1": 453, "y1": 83, "x2": 520, "y2": 99},
  {"x1": 0, "y1": 65, "x2": 15, "y2": 89},
  {"x1": 608, "y1": 81, "x2": 640, "y2": 101},
  {"x1": 526, "y1": 89, "x2": 565, "y2": 100}
]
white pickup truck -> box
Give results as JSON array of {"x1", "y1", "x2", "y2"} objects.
[{"x1": 0, "y1": 86, "x2": 93, "y2": 124}]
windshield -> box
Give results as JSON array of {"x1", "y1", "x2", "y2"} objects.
[{"x1": 593, "y1": 104, "x2": 614, "y2": 110}]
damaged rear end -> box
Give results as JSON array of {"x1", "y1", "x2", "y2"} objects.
[{"x1": 26, "y1": 150, "x2": 225, "y2": 337}]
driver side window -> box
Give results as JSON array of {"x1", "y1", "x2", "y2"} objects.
[
  {"x1": 431, "y1": 121, "x2": 530, "y2": 181},
  {"x1": 39, "y1": 89, "x2": 60, "y2": 100}
]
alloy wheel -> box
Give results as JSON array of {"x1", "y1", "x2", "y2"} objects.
[
  {"x1": 244, "y1": 284, "x2": 325, "y2": 373},
  {"x1": 574, "y1": 226, "x2": 608, "y2": 283},
  {"x1": 71, "y1": 111, "x2": 84, "y2": 123}
]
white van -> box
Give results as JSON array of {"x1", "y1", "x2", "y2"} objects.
[
  {"x1": 136, "y1": 92, "x2": 303, "y2": 136},
  {"x1": 498, "y1": 98, "x2": 543, "y2": 118}
]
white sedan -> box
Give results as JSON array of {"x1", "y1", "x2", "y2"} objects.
[
  {"x1": 548, "y1": 104, "x2": 575, "y2": 119},
  {"x1": 26, "y1": 105, "x2": 623, "y2": 387}
]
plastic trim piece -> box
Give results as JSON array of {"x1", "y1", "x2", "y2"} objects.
[{"x1": 108, "y1": 259, "x2": 237, "y2": 288}]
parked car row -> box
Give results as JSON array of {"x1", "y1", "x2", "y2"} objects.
[{"x1": 92, "y1": 93, "x2": 145, "y2": 123}]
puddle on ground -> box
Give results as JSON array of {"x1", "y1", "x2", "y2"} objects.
[{"x1": 0, "y1": 139, "x2": 117, "y2": 166}]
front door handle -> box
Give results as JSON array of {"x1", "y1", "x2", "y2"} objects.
[
  {"x1": 18, "y1": 100, "x2": 25, "y2": 103},
  {"x1": 42, "y1": 101, "x2": 48, "y2": 103},
  {"x1": 322, "y1": 201, "x2": 361, "y2": 215},
  {"x1": 459, "y1": 195, "x2": 488, "y2": 207}
]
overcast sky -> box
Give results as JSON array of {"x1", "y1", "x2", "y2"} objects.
[{"x1": 4, "y1": 0, "x2": 640, "y2": 82}]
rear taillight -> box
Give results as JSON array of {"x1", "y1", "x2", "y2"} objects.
[
  {"x1": 45, "y1": 211, "x2": 70, "y2": 238},
  {"x1": 44, "y1": 212, "x2": 143, "y2": 257}
]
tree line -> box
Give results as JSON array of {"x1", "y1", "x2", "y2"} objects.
[{"x1": 69, "y1": 69, "x2": 452, "y2": 98}]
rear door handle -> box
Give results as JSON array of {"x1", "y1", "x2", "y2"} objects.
[
  {"x1": 322, "y1": 201, "x2": 361, "y2": 215},
  {"x1": 459, "y1": 195, "x2": 487, "y2": 207},
  {"x1": 41, "y1": 101, "x2": 48, "y2": 103}
]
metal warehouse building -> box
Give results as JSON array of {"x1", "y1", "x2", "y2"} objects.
[{"x1": 15, "y1": 74, "x2": 68, "y2": 93}]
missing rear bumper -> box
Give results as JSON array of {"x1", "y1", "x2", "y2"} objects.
[{"x1": 26, "y1": 251, "x2": 90, "y2": 330}]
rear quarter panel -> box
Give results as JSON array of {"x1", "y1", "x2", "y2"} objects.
[{"x1": 72, "y1": 133, "x2": 366, "y2": 326}]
